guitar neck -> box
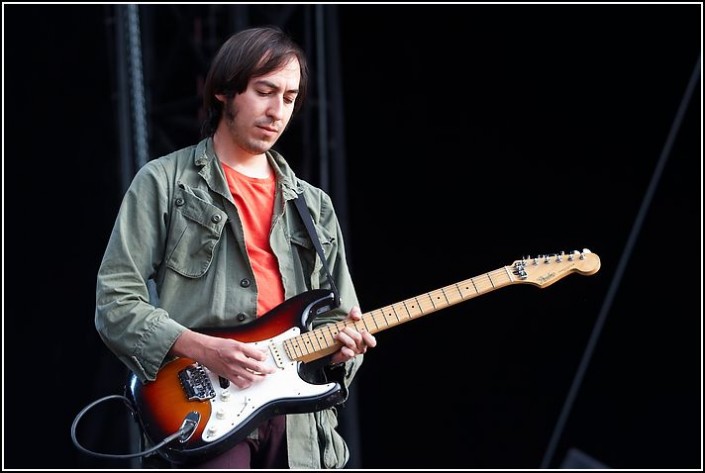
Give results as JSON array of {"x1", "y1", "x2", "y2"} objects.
[
  {"x1": 285, "y1": 264, "x2": 517, "y2": 363},
  {"x1": 283, "y1": 249, "x2": 601, "y2": 363}
]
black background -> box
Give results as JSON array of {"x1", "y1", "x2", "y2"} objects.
[{"x1": 3, "y1": 3, "x2": 701, "y2": 470}]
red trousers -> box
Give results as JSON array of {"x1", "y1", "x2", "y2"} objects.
[{"x1": 179, "y1": 415, "x2": 288, "y2": 469}]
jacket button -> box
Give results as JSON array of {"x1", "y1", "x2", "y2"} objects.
[
  {"x1": 175, "y1": 198, "x2": 185, "y2": 206},
  {"x1": 236, "y1": 312, "x2": 247, "y2": 322},
  {"x1": 211, "y1": 214, "x2": 222, "y2": 223},
  {"x1": 240, "y1": 278, "x2": 251, "y2": 288}
]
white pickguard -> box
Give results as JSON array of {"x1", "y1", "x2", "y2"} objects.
[{"x1": 199, "y1": 327, "x2": 337, "y2": 443}]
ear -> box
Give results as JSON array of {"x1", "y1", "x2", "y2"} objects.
[{"x1": 215, "y1": 94, "x2": 226, "y2": 103}]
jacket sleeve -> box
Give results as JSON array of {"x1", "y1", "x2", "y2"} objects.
[{"x1": 95, "y1": 160, "x2": 186, "y2": 382}]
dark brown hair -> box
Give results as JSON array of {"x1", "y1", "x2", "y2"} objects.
[{"x1": 201, "y1": 26, "x2": 309, "y2": 137}]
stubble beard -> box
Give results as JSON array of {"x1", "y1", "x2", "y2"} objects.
[{"x1": 224, "y1": 100, "x2": 276, "y2": 155}]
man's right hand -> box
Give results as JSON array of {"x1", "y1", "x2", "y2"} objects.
[{"x1": 171, "y1": 329, "x2": 277, "y2": 389}]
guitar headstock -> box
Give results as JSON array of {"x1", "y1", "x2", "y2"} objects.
[{"x1": 511, "y1": 248, "x2": 601, "y2": 288}]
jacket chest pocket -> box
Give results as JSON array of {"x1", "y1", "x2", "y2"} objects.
[
  {"x1": 165, "y1": 190, "x2": 228, "y2": 278},
  {"x1": 290, "y1": 226, "x2": 334, "y2": 290}
]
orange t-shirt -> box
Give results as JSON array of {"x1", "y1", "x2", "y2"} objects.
[{"x1": 222, "y1": 164, "x2": 285, "y2": 316}]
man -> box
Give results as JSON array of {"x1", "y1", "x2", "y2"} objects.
[{"x1": 95, "y1": 25, "x2": 376, "y2": 469}]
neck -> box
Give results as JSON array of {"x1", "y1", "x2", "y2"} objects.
[{"x1": 213, "y1": 130, "x2": 272, "y2": 179}]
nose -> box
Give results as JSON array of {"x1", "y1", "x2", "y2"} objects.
[{"x1": 267, "y1": 96, "x2": 285, "y2": 122}]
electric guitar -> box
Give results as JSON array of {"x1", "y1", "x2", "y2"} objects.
[{"x1": 126, "y1": 249, "x2": 601, "y2": 464}]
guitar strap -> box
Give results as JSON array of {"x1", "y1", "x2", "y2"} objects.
[
  {"x1": 292, "y1": 194, "x2": 349, "y2": 401},
  {"x1": 292, "y1": 193, "x2": 341, "y2": 307}
]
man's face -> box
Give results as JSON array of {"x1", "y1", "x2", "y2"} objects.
[{"x1": 220, "y1": 57, "x2": 301, "y2": 156}]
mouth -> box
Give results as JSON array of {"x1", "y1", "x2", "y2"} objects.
[{"x1": 257, "y1": 125, "x2": 279, "y2": 136}]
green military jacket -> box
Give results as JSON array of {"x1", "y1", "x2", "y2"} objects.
[{"x1": 95, "y1": 137, "x2": 363, "y2": 468}]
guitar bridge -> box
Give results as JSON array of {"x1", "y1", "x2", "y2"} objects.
[{"x1": 178, "y1": 363, "x2": 216, "y2": 401}]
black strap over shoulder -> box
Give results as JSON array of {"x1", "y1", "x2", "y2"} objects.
[{"x1": 293, "y1": 194, "x2": 341, "y2": 307}]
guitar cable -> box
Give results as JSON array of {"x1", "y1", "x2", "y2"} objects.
[{"x1": 71, "y1": 394, "x2": 195, "y2": 460}]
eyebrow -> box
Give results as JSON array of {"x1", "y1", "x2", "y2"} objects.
[{"x1": 254, "y1": 78, "x2": 299, "y2": 95}]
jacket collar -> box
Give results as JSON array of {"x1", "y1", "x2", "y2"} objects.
[{"x1": 192, "y1": 137, "x2": 302, "y2": 202}]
